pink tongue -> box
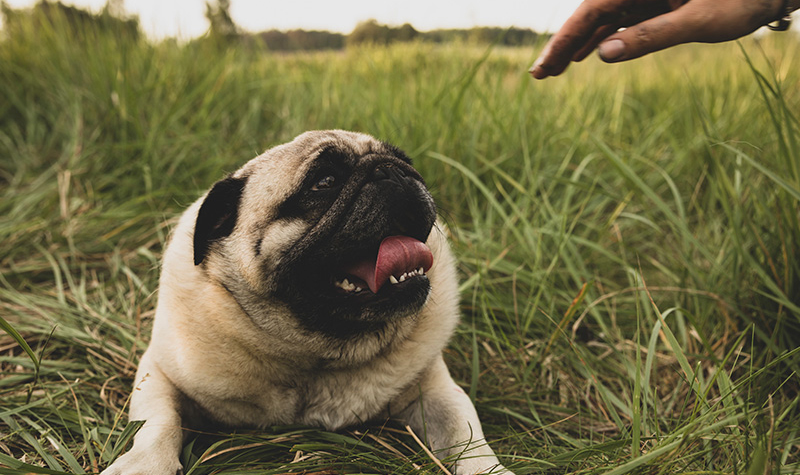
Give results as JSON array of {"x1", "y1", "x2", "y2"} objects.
[{"x1": 343, "y1": 236, "x2": 433, "y2": 294}]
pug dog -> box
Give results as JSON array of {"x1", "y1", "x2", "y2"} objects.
[{"x1": 101, "y1": 130, "x2": 512, "y2": 475}]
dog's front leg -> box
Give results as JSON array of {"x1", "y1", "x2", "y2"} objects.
[
  {"x1": 102, "y1": 351, "x2": 185, "y2": 475},
  {"x1": 395, "y1": 356, "x2": 514, "y2": 475}
]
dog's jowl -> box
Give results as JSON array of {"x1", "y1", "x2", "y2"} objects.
[{"x1": 102, "y1": 130, "x2": 513, "y2": 475}]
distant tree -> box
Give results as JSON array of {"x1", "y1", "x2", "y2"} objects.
[
  {"x1": 103, "y1": 0, "x2": 124, "y2": 18},
  {"x1": 347, "y1": 19, "x2": 391, "y2": 46},
  {"x1": 420, "y1": 25, "x2": 540, "y2": 46},
  {"x1": 204, "y1": 0, "x2": 239, "y2": 43},
  {"x1": 259, "y1": 29, "x2": 290, "y2": 50},
  {"x1": 0, "y1": 0, "x2": 140, "y2": 41},
  {"x1": 288, "y1": 29, "x2": 345, "y2": 50},
  {"x1": 395, "y1": 23, "x2": 419, "y2": 42},
  {"x1": 347, "y1": 20, "x2": 425, "y2": 46},
  {"x1": 257, "y1": 29, "x2": 345, "y2": 51}
]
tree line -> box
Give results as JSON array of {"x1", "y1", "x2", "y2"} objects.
[
  {"x1": 1, "y1": 0, "x2": 140, "y2": 41},
  {"x1": 1, "y1": 1, "x2": 547, "y2": 50}
]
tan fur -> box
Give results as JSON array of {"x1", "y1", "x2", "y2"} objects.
[{"x1": 101, "y1": 131, "x2": 513, "y2": 475}]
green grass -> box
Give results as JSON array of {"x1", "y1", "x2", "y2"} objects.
[{"x1": 2, "y1": 9, "x2": 800, "y2": 475}]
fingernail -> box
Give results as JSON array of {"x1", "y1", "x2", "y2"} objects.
[
  {"x1": 598, "y1": 39, "x2": 626, "y2": 62},
  {"x1": 529, "y1": 58, "x2": 544, "y2": 78}
]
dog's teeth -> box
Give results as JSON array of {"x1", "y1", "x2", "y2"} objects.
[
  {"x1": 388, "y1": 268, "x2": 428, "y2": 286},
  {"x1": 335, "y1": 278, "x2": 363, "y2": 292}
]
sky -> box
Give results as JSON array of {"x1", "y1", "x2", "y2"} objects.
[{"x1": 3, "y1": 0, "x2": 584, "y2": 39}]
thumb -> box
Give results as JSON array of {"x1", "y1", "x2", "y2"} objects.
[{"x1": 597, "y1": 5, "x2": 705, "y2": 62}]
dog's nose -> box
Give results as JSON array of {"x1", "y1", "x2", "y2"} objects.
[{"x1": 372, "y1": 162, "x2": 407, "y2": 183}]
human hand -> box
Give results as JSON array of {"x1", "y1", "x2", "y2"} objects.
[{"x1": 530, "y1": 0, "x2": 797, "y2": 79}]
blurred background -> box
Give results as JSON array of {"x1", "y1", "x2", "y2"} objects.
[{"x1": 1, "y1": 0, "x2": 583, "y2": 39}]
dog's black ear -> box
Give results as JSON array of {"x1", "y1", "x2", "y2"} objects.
[{"x1": 193, "y1": 176, "x2": 247, "y2": 266}]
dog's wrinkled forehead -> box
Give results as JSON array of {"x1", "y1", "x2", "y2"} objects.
[
  {"x1": 230, "y1": 130, "x2": 410, "y2": 224},
  {"x1": 238, "y1": 130, "x2": 403, "y2": 184}
]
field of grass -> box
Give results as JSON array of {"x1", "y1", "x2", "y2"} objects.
[{"x1": 2, "y1": 10, "x2": 800, "y2": 475}]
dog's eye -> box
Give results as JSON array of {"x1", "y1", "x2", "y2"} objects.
[{"x1": 311, "y1": 175, "x2": 336, "y2": 191}]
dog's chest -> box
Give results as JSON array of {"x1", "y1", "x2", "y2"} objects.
[
  {"x1": 294, "y1": 368, "x2": 399, "y2": 429},
  {"x1": 198, "y1": 362, "x2": 408, "y2": 431}
]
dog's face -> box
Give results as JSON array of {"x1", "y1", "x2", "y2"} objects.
[{"x1": 191, "y1": 130, "x2": 438, "y2": 341}]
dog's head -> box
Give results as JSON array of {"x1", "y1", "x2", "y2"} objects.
[{"x1": 192, "y1": 130, "x2": 439, "y2": 340}]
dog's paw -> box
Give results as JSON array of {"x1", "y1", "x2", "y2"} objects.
[{"x1": 100, "y1": 449, "x2": 183, "y2": 475}]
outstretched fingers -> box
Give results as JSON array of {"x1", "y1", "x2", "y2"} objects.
[
  {"x1": 530, "y1": 0, "x2": 636, "y2": 78},
  {"x1": 595, "y1": 6, "x2": 704, "y2": 62},
  {"x1": 531, "y1": 0, "x2": 786, "y2": 78}
]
